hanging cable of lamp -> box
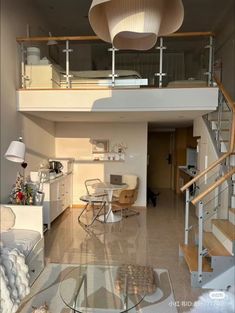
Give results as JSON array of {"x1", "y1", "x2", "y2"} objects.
[{"x1": 89, "y1": 0, "x2": 184, "y2": 50}]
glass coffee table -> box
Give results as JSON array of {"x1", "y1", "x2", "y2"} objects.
[{"x1": 60, "y1": 265, "x2": 145, "y2": 312}]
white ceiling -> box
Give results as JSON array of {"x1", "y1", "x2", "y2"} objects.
[
  {"x1": 34, "y1": 0, "x2": 234, "y2": 36},
  {"x1": 24, "y1": 110, "x2": 212, "y2": 128}
]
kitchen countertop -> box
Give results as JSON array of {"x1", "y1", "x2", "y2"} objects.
[
  {"x1": 44, "y1": 172, "x2": 72, "y2": 184},
  {"x1": 178, "y1": 166, "x2": 198, "y2": 178}
]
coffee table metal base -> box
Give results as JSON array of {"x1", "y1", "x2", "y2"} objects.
[{"x1": 97, "y1": 211, "x2": 122, "y2": 223}]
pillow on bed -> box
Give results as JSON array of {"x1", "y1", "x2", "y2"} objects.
[{"x1": 0, "y1": 206, "x2": 16, "y2": 232}]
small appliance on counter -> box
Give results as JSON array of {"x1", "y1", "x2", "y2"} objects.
[
  {"x1": 49, "y1": 158, "x2": 74, "y2": 174},
  {"x1": 49, "y1": 160, "x2": 63, "y2": 174}
]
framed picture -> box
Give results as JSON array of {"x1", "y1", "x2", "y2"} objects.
[{"x1": 92, "y1": 139, "x2": 109, "y2": 153}]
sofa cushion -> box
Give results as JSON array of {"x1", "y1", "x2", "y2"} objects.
[
  {"x1": 0, "y1": 206, "x2": 15, "y2": 231},
  {"x1": 0, "y1": 229, "x2": 41, "y2": 256}
]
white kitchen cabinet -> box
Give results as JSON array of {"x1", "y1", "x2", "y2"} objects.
[{"x1": 43, "y1": 173, "x2": 73, "y2": 229}]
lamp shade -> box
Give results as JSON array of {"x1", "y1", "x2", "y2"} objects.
[
  {"x1": 4, "y1": 141, "x2": 26, "y2": 163},
  {"x1": 89, "y1": 0, "x2": 184, "y2": 50}
]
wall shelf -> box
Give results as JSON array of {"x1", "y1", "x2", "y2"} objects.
[{"x1": 75, "y1": 159, "x2": 125, "y2": 163}]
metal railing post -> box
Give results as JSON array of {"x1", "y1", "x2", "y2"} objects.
[
  {"x1": 184, "y1": 188, "x2": 190, "y2": 245},
  {"x1": 216, "y1": 91, "x2": 223, "y2": 151},
  {"x1": 108, "y1": 45, "x2": 118, "y2": 87},
  {"x1": 63, "y1": 40, "x2": 73, "y2": 88},
  {"x1": 198, "y1": 201, "x2": 203, "y2": 284},
  {"x1": 124, "y1": 273, "x2": 128, "y2": 310},
  {"x1": 21, "y1": 43, "x2": 26, "y2": 88},
  {"x1": 155, "y1": 37, "x2": 167, "y2": 88},
  {"x1": 204, "y1": 36, "x2": 214, "y2": 86}
]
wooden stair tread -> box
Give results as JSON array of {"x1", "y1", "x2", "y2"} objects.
[
  {"x1": 212, "y1": 219, "x2": 235, "y2": 241},
  {"x1": 203, "y1": 232, "x2": 232, "y2": 256},
  {"x1": 180, "y1": 244, "x2": 212, "y2": 273},
  {"x1": 229, "y1": 208, "x2": 235, "y2": 214}
]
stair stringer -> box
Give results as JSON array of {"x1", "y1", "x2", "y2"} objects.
[{"x1": 191, "y1": 256, "x2": 235, "y2": 289}]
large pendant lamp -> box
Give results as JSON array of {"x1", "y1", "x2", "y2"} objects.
[{"x1": 89, "y1": 0, "x2": 184, "y2": 50}]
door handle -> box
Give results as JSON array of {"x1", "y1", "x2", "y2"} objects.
[{"x1": 166, "y1": 154, "x2": 172, "y2": 164}]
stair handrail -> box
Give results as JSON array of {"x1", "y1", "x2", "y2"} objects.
[
  {"x1": 181, "y1": 79, "x2": 235, "y2": 193},
  {"x1": 191, "y1": 166, "x2": 235, "y2": 205},
  {"x1": 214, "y1": 76, "x2": 235, "y2": 152},
  {"x1": 180, "y1": 151, "x2": 231, "y2": 192}
]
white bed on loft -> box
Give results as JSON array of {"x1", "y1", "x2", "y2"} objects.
[
  {"x1": 167, "y1": 79, "x2": 208, "y2": 88},
  {"x1": 24, "y1": 64, "x2": 148, "y2": 89}
]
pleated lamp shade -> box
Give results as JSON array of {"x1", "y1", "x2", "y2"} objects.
[
  {"x1": 4, "y1": 141, "x2": 26, "y2": 163},
  {"x1": 89, "y1": 0, "x2": 184, "y2": 50}
]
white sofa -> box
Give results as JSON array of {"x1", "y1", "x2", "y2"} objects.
[{"x1": 0, "y1": 205, "x2": 44, "y2": 286}]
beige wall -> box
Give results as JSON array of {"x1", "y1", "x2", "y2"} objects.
[
  {"x1": 0, "y1": 0, "x2": 55, "y2": 202},
  {"x1": 55, "y1": 122, "x2": 148, "y2": 206}
]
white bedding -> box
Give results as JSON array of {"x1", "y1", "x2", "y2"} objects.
[
  {"x1": 0, "y1": 229, "x2": 41, "y2": 256},
  {"x1": 60, "y1": 69, "x2": 141, "y2": 79},
  {"x1": 167, "y1": 79, "x2": 207, "y2": 88},
  {"x1": 0, "y1": 246, "x2": 30, "y2": 313}
]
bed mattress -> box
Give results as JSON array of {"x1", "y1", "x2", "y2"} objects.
[
  {"x1": 1, "y1": 229, "x2": 41, "y2": 256},
  {"x1": 167, "y1": 79, "x2": 207, "y2": 88}
]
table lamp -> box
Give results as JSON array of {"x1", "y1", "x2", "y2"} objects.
[
  {"x1": 5, "y1": 137, "x2": 25, "y2": 162},
  {"x1": 4, "y1": 137, "x2": 27, "y2": 172}
]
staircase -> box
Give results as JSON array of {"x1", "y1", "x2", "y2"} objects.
[{"x1": 179, "y1": 79, "x2": 235, "y2": 289}]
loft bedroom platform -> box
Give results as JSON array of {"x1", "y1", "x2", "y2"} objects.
[
  {"x1": 17, "y1": 32, "x2": 215, "y2": 89},
  {"x1": 17, "y1": 86, "x2": 218, "y2": 114},
  {"x1": 17, "y1": 32, "x2": 218, "y2": 114}
]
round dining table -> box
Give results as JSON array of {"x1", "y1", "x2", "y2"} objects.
[{"x1": 94, "y1": 182, "x2": 127, "y2": 223}]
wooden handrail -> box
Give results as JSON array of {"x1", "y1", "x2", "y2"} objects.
[
  {"x1": 214, "y1": 77, "x2": 235, "y2": 112},
  {"x1": 16, "y1": 35, "x2": 100, "y2": 43},
  {"x1": 191, "y1": 167, "x2": 235, "y2": 205},
  {"x1": 180, "y1": 152, "x2": 231, "y2": 192},
  {"x1": 16, "y1": 32, "x2": 215, "y2": 43},
  {"x1": 214, "y1": 77, "x2": 235, "y2": 152},
  {"x1": 164, "y1": 31, "x2": 214, "y2": 38}
]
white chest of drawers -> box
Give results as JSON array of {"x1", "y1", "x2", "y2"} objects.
[{"x1": 43, "y1": 173, "x2": 73, "y2": 229}]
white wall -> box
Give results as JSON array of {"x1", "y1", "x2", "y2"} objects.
[
  {"x1": 55, "y1": 122, "x2": 148, "y2": 206},
  {"x1": 0, "y1": 0, "x2": 55, "y2": 202}
]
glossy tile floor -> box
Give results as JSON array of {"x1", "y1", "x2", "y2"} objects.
[{"x1": 45, "y1": 189, "x2": 203, "y2": 312}]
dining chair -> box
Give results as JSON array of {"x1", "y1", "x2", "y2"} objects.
[
  {"x1": 112, "y1": 175, "x2": 140, "y2": 218},
  {"x1": 78, "y1": 179, "x2": 108, "y2": 227},
  {"x1": 112, "y1": 188, "x2": 139, "y2": 218}
]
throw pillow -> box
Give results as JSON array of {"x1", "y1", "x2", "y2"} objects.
[{"x1": 0, "y1": 206, "x2": 16, "y2": 232}]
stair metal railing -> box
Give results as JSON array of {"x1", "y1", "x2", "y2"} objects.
[
  {"x1": 181, "y1": 79, "x2": 235, "y2": 284},
  {"x1": 182, "y1": 153, "x2": 233, "y2": 244},
  {"x1": 192, "y1": 167, "x2": 235, "y2": 283},
  {"x1": 205, "y1": 78, "x2": 235, "y2": 154}
]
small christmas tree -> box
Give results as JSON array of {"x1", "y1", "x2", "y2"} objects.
[{"x1": 9, "y1": 172, "x2": 34, "y2": 205}]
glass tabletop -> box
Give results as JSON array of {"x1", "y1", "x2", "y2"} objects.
[{"x1": 59, "y1": 265, "x2": 146, "y2": 312}]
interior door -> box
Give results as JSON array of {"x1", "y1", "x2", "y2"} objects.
[{"x1": 148, "y1": 132, "x2": 174, "y2": 189}]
